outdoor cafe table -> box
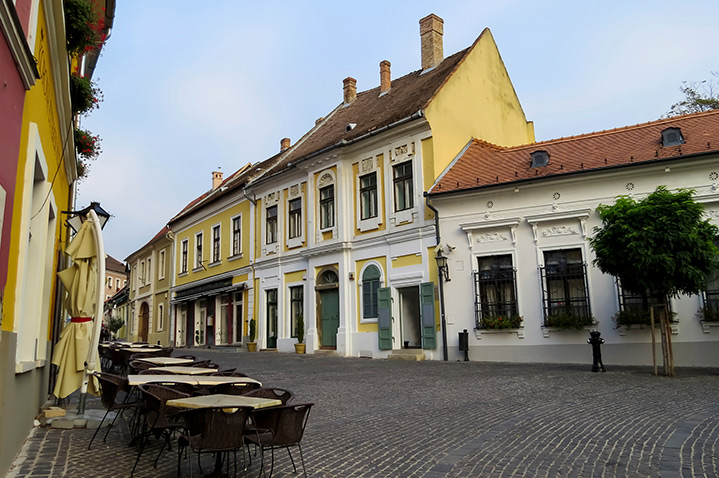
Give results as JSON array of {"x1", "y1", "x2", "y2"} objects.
[
  {"x1": 136, "y1": 356, "x2": 194, "y2": 366},
  {"x1": 119, "y1": 347, "x2": 165, "y2": 353},
  {"x1": 166, "y1": 394, "x2": 281, "y2": 410},
  {"x1": 148, "y1": 366, "x2": 218, "y2": 375},
  {"x1": 126, "y1": 374, "x2": 262, "y2": 387}
]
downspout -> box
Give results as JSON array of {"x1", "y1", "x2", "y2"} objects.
[
  {"x1": 424, "y1": 192, "x2": 448, "y2": 361},
  {"x1": 241, "y1": 187, "x2": 257, "y2": 341}
]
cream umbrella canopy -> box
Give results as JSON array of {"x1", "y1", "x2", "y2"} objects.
[{"x1": 51, "y1": 218, "x2": 102, "y2": 400}]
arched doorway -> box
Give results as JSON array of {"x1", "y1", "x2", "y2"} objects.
[
  {"x1": 139, "y1": 302, "x2": 149, "y2": 342},
  {"x1": 315, "y1": 268, "x2": 339, "y2": 348}
]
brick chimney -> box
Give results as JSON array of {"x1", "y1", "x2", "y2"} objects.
[
  {"x1": 212, "y1": 169, "x2": 223, "y2": 190},
  {"x1": 419, "y1": 14, "x2": 444, "y2": 71},
  {"x1": 343, "y1": 77, "x2": 357, "y2": 105},
  {"x1": 280, "y1": 137, "x2": 291, "y2": 151},
  {"x1": 380, "y1": 60, "x2": 391, "y2": 94}
]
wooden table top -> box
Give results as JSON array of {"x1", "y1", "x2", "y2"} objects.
[
  {"x1": 136, "y1": 357, "x2": 194, "y2": 365},
  {"x1": 148, "y1": 366, "x2": 218, "y2": 375},
  {"x1": 166, "y1": 394, "x2": 281, "y2": 410},
  {"x1": 120, "y1": 347, "x2": 164, "y2": 353},
  {"x1": 127, "y1": 374, "x2": 261, "y2": 387}
]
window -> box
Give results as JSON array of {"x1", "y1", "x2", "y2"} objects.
[
  {"x1": 704, "y1": 269, "x2": 719, "y2": 321},
  {"x1": 116, "y1": 278, "x2": 121, "y2": 290},
  {"x1": 360, "y1": 173, "x2": 378, "y2": 220},
  {"x1": 288, "y1": 198, "x2": 302, "y2": 239},
  {"x1": 147, "y1": 258, "x2": 151, "y2": 283},
  {"x1": 266, "y1": 206, "x2": 277, "y2": 244},
  {"x1": 393, "y1": 161, "x2": 413, "y2": 211},
  {"x1": 124, "y1": 279, "x2": 127, "y2": 287},
  {"x1": 140, "y1": 261, "x2": 146, "y2": 285},
  {"x1": 159, "y1": 250, "x2": 165, "y2": 279},
  {"x1": 232, "y1": 216, "x2": 241, "y2": 256},
  {"x1": 195, "y1": 232, "x2": 203, "y2": 268},
  {"x1": 233, "y1": 292, "x2": 243, "y2": 343},
  {"x1": 157, "y1": 303, "x2": 164, "y2": 331},
  {"x1": 290, "y1": 286, "x2": 303, "y2": 338},
  {"x1": 362, "y1": 265, "x2": 381, "y2": 320},
  {"x1": 616, "y1": 280, "x2": 668, "y2": 326},
  {"x1": 181, "y1": 240, "x2": 188, "y2": 273},
  {"x1": 107, "y1": 277, "x2": 112, "y2": 289},
  {"x1": 474, "y1": 255, "x2": 519, "y2": 329},
  {"x1": 661, "y1": 127, "x2": 684, "y2": 147},
  {"x1": 540, "y1": 249, "x2": 592, "y2": 326},
  {"x1": 530, "y1": 150, "x2": 550, "y2": 168},
  {"x1": 266, "y1": 289, "x2": 278, "y2": 347},
  {"x1": 212, "y1": 225, "x2": 221, "y2": 263},
  {"x1": 319, "y1": 185, "x2": 335, "y2": 229}
]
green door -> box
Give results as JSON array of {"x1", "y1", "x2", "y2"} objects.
[
  {"x1": 377, "y1": 287, "x2": 392, "y2": 350},
  {"x1": 320, "y1": 289, "x2": 339, "y2": 347},
  {"x1": 420, "y1": 282, "x2": 437, "y2": 349}
]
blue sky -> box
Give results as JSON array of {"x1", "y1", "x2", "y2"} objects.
[{"x1": 77, "y1": 1, "x2": 719, "y2": 260}]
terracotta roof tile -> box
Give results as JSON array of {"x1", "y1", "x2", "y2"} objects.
[
  {"x1": 430, "y1": 110, "x2": 719, "y2": 195},
  {"x1": 105, "y1": 254, "x2": 126, "y2": 273}
]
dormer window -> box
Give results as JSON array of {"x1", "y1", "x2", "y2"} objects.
[
  {"x1": 661, "y1": 127, "x2": 684, "y2": 147},
  {"x1": 530, "y1": 150, "x2": 550, "y2": 168}
]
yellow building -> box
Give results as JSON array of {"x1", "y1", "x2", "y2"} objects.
[{"x1": 168, "y1": 14, "x2": 533, "y2": 360}]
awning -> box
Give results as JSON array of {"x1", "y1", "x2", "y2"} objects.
[{"x1": 171, "y1": 278, "x2": 244, "y2": 304}]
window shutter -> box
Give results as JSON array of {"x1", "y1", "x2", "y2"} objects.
[
  {"x1": 420, "y1": 282, "x2": 437, "y2": 349},
  {"x1": 377, "y1": 287, "x2": 392, "y2": 350}
]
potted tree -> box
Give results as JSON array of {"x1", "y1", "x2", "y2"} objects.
[
  {"x1": 294, "y1": 313, "x2": 305, "y2": 354},
  {"x1": 246, "y1": 318, "x2": 257, "y2": 352}
]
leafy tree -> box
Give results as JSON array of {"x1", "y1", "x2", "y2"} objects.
[
  {"x1": 589, "y1": 187, "x2": 719, "y2": 375},
  {"x1": 667, "y1": 71, "x2": 719, "y2": 117}
]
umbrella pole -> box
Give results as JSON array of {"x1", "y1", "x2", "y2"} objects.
[{"x1": 78, "y1": 209, "x2": 106, "y2": 415}]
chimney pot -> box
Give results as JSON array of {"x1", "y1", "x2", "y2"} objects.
[
  {"x1": 419, "y1": 13, "x2": 444, "y2": 70},
  {"x1": 280, "y1": 137, "x2": 291, "y2": 151},
  {"x1": 380, "y1": 60, "x2": 391, "y2": 94},
  {"x1": 212, "y1": 169, "x2": 223, "y2": 190},
  {"x1": 343, "y1": 77, "x2": 357, "y2": 105}
]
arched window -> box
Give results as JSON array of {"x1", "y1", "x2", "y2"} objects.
[
  {"x1": 362, "y1": 265, "x2": 381, "y2": 320},
  {"x1": 319, "y1": 270, "x2": 338, "y2": 285}
]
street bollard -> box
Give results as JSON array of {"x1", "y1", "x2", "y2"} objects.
[
  {"x1": 458, "y1": 329, "x2": 469, "y2": 362},
  {"x1": 587, "y1": 330, "x2": 606, "y2": 372}
]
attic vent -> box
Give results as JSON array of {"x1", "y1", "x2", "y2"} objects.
[
  {"x1": 530, "y1": 150, "x2": 550, "y2": 168},
  {"x1": 661, "y1": 127, "x2": 684, "y2": 147},
  {"x1": 346, "y1": 123, "x2": 357, "y2": 132}
]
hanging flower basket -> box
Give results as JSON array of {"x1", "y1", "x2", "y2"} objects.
[
  {"x1": 64, "y1": 0, "x2": 106, "y2": 56},
  {"x1": 74, "y1": 127, "x2": 101, "y2": 161},
  {"x1": 70, "y1": 73, "x2": 102, "y2": 116}
]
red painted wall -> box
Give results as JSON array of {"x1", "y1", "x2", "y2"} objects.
[
  {"x1": 0, "y1": 33, "x2": 27, "y2": 295},
  {"x1": 14, "y1": 0, "x2": 33, "y2": 34}
]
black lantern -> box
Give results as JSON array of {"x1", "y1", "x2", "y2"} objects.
[
  {"x1": 435, "y1": 250, "x2": 450, "y2": 282},
  {"x1": 64, "y1": 201, "x2": 111, "y2": 233}
]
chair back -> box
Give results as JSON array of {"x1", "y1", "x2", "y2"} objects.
[
  {"x1": 252, "y1": 403, "x2": 313, "y2": 447},
  {"x1": 139, "y1": 384, "x2": 190, "y2": 430},
  {"x1": 155, "y1": 347, "x2": 174, "y2": 357},
  {"x1": 209, "y1": 382, "x2": 261, "y2": 396},
  {"x1": 138, "y1": 369, "x2": 167, "y2": 375},
  {"x1": 245, "y1": 387, "x2": 294, "y2": 404},
  {"x1": 128, "y1": 359, "x2": 152, "y2": 373},
  {"x1": 96, "y1": 373, "x2": 128, "y2": 409},
  {"x1": 191, "y1": 360, "x2": 219, "y2": 368},
  {"x1": 210, "y1": 370, "x2": 247, "y2": 377},
  {"x1": 181, "y1": 406, "x2": 252, "y2": 451}
]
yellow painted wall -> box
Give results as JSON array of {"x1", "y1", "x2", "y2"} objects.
[
  {"x1": 232, "y1": 273, "x2": 248, "y2": 285},
  {"x1": 355, "y1": 256, "x2": 387, "y2": 333},
  {"x1": 424, "y1": 29, "x2": 535, "y2": 186},
  {"x1": 174, "y1": 199, "x2": 252, "y2": 287},
  {"x1": 391, "y1": 253, "x2": 422, "y2": 268},
  {"x1": 284, "y1": 270, "x2": 305, "y2": 284},
  {"x1": 353, "y1": 154, "x2": 386, "y2": 236},
  {"x1": 4, "y1": 3, "x2": 71, "y2": 334}
]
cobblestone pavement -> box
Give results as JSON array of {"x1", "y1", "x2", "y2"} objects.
[{"x1": 8, "y1": 350, "x2": 719, "y2": 477}]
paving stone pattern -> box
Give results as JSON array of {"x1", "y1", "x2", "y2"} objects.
[{"x1": 7, "y1": 351, "x2": 719, "y2": 477}]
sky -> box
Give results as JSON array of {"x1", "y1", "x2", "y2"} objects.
[{"x1": 77, "y1": 0, "x2": 719, "y2": 261}]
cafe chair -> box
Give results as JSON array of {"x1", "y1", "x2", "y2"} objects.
[
  {"x1": 210, "y1": 370, "x2": 247, "y2": 377},
  {"x1": 176, "y1": 354, "x2": 197, "y2": 361},
  {"x1": 128, "y1": 359, "x2": 153, "y2": 374},
  {"x1": 156, "y1": 347, "x2": 174, "y2": 357},
  {"x1": 208, "y1": 382, "x2": 261, "y2": 396},
  {"x1": 131, "y1": 384, "x2": 189, "y2": 477},
  {"x1": 88, "y1": 373, "x2": 143, "y2": 450},
  {"x1": 177, "y1": 406, "x2": 253, "y2": 478},
  {"x1": 245, "y1": 388, "x2": 294, "y2": 405},
  {"x1": 191, "y1": 360, "x2": 219, "y2": 368},
  {"x1": 244, "y1": 403, "x2": 314, "y2": 478}
]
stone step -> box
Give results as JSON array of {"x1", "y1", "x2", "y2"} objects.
[{"x1": 388, "y1": 349, "x2": 425, "y2": 361}]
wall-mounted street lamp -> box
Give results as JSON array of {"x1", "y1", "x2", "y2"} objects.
[
  {"x1": 64, "y1": 201, "x2": 111, "y2": 233},
  {"x1": 435, "y1": 249, "x2": 451, "y2": 282}
]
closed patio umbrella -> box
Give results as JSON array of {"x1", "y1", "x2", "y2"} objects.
[{"x1": 51, "y1": 219, "x2": 101, "y2": 399}]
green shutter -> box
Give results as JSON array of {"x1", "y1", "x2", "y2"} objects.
[
  {"x1": 377, "y1": 287, "x2": 392, "y2": 350},
  {"x1": 420, "y1": 282, "x2": 437, "y2": 349}
]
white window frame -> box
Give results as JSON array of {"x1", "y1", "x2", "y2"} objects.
[
  {"x1": 157, "y1": 303, "x2": 164, "y2": 332},
  {"x1": 287, "y1": 197, "x2": 303, "y2": 247},
  {"x1": 229, "y1": 213, "x2": 243, "y2": 259},
  {"x1": 356, "y1": 156, "x2": 382, "y2": 232},
  {"x1": 180, "y1": 239, "x2": 189, "y2": 275},
  {"x1": 194, "y1": 231, "x2": 204, "y2": 271},
  {"x1": 210, "y1": 223, "x2": 221, "y2": 266},
  {"x1": 116, "y1": 278, "x2": 121, "y2": 289},
  {"x1": 140, "y1": 260, "x2": 146, "y2": 285},
  {"x1": 158, "y1": 249, "x2": 166, "y2": 280},
  {"x1": 359, "y1": 261, "x2": 384, "y2": 324}
]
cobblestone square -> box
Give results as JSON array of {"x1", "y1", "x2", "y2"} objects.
[{"x1": 9, "y1": 351, "x2": 719, "y2": 477}]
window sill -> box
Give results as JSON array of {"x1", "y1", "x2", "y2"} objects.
[
  {"x1": 15, "y1": 359, "x2": 46, "y2": 374},
  {"x1": 178, "y1": 271, "x2": 188, "y2": 278},
  {"x1": 287, "y1": 237, "x2": 304, "y2": 249},
  {"x1": 541, "y1": 322, "x2": 597, "y2": 338},
  {"x1": 360, "y1": 318, "x2": 378, "y2": 325},
  {"x1": 208, "y1": 261, "x2": 221, "y2": 268},
  {"x1": 227, "y1": 253, "x2": 244, "y2": 262},
  {"x1": 701, "y1": 320, "x2": 719, "y2": 334},
  {"x1": 358, "y1": 217, "x2": 381, "y2": 232},
  {"x1": 192, "y1": 267, "x2": 204, "y2": 273},
  {"x1": 616, "y1": 322, "x2": 679, "y2": 336},
  {"x1": 474, "y1": 327, "x2": 524, "y2": 340}
]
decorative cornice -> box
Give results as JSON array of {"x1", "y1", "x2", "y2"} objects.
[{"x1": 0, "y1": 1, "x2": 38, "y2": 89}]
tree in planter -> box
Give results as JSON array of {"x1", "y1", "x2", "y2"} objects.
[
  {"x1": 249, "y1": 318, "x2": 256, "y2": 342},
  {"x1": 107, "y1": 316, "x2": 124, "y2": 340},
  {"x1": 589, "y1": 186, "x2": 719, "y2": 376},
  {"x1": 295, "y1": 313, "x2": 304, "y2": 344}
]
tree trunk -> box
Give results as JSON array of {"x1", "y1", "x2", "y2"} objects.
[
  {"x1": 650, "y1": 306, "x2": 657, "y2": 376},
  {"x1": 664, "y1": 304, "x2": 675, "y2": 376}
]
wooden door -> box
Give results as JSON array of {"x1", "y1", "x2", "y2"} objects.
[
  {"x1": 139, "y1": 302, "x2": 149, "y2": 342},
  {"x1": 320, "y1": 289, "x2": 339, "y2": 347}
]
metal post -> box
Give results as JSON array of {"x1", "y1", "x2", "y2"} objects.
[{"x1": 438, "y1": 267, "x2": 448, "y2": 361}]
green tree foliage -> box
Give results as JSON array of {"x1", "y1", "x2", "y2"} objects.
[
  {"x1": 667, "y1": 72, "x2": 719, "y2": 117},
  {"x1": 590, "y1": 186, "x2": 719, "y2": 300}
]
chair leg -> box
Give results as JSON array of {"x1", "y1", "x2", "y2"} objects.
[
  {"x1": 286, "y1": 446, "x2": 297, "y2": 474},
  {"x1": 298, "y1": 443, "x2": 307, "y2": 478},
  {"x1": 130, "y1": 427, "x2": 146, "y2": 477},
  {"x1": 268, "y1": 447, "x2": 275, "y2": 478},
  {"x1": 177, "y1": 443, "x2": 183, "y2": 478},
  {"x1": 88, "y1": 407, "x2": 111, "y2": 450},
  {"x1": 103, "y1": 406, "x2": 126, "y2": 443}
]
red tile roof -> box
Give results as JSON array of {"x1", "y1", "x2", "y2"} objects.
[
  {"x1": 430, "y1": 110, "x2": 719, "y2": 195},
  {"x1": 105, "y1": 255, "x2": 126, "y2": 273}
]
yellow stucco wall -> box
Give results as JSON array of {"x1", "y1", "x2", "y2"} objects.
[
  {"x1": 391, "y1": 253, "x2": 423, "y2": 268},
  {"x1": 424, "y1": 29, "x2": 535, "y2": 186},
  {"x1": 355, "y1": 256, "x2": 387, "y2": 333},
  {"x1": 174, "y1": 199, "x2": 252, "y2": 287},
  {"x1": 4, "y1": 3, "x2": 71, "y2": 334}
]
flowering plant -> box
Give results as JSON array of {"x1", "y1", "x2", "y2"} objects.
[
  {"x1": 480, "y1": 315, "x2": 523, "y2": 330},
  {"x1": 70, "y1": 73, "x2": 103, "y2": 116},
  {"x1": 64, "y1": 0, "x2": 106, "y2": 56},
  {"x1": 74, "y1": 127, "x2": 101, "y2": 161}
]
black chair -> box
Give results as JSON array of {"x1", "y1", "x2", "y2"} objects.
[
  {"x1": 177, "y1": 406, "x2": 253, "y2": 478},
  {"x1": 156, "y1": 347, "x2": 174, "y2": 357},
  {"x1": 88, "y1": 373, "x2": 143, "y2": 450},
  {"x1": 244, "y1": 403, "x2": 314, "y2": 478},
  {"x1": 245, "y1": 388, "x2": 294, "y2": 405},
  {"x1": 208, "y1": 382, "x2": 261, "y2": 396},
  {"x1": 210, "y1": 370, "x2": 247, "y2": 377},
  {"x1": 131, "y1": 384, "x2": 189, "y2": 476},
  {"x1": 128, "y1": 359, "x2": 153, "y2": 374}
]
